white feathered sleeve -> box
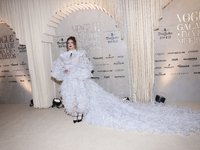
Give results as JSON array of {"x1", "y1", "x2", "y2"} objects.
[{"x1": 50, "y1": 52, "x2": 67, "y2": 81}]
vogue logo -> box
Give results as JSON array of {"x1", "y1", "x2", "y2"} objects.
[
  {"x1": 188, "y1": 50, "x2": 198, "y2": 53},
  {"x1": 93, "y1": 57, "x2": 103, "y2": 60},
  {"x1": 168, "y1": 51, "x2": 185, "y2": 54},
  {"x1": 155, "y1": 72, "x2": 166, "y2": 76},
  {"x1": 155, "y1": 60, "x2": 166, "y2": 62},
  {"x1": 171, "y1": 58, "x2": 178, "y2": 61},
  {"x1": 177, "y1": 65, "x2": 189, "y2": 68},
  {"x1": 183, "y1": 58, "x2": 197, "y2": 61}
]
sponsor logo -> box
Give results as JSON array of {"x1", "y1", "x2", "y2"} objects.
[
  {"x1": 20, "y1": 61, "x2": 26, "y2": 65},
  {"x1": 177, "y1": 65, "x2": 189, "y2": 68},
  {"x1": 94, "y1": 64, "x2": 109, "y2": 66},
  {"x1": 15, "y1": 75, "x2": 25, "y2": 77},
  {"x1": 194, "y1": 72, "x2": 200, "y2": 74},
  {"x1": 7, "y1": 75, "x2": 13, "y2": 77},
  {"x1": 3, "y1": 65, "x2": 9, "y2": 67},
  {"x1": 155, "y1": 72, "x2": 166, "y2": 76},
  {"x1": 192, "y1": 64, "x2": 200, "y2": 67},
  {"x1": 20, "y1": 80, "x2": 25, "y2": 82},
  {"x1": 93, "y1": 57, "x2": 103, "y2": 60},
  {"x1": 171, "y1": 72, "x2": 188, "y2": 75},
  {"x1": 164, "y1": 64, "x2": 174, "y2": 69},
  {"x1": 12, "y1": 69, "x2": 23, "y2": 71},
  {"x1": 155, "y1": 67, "x2": 162, "y2": 69},
  {"x1": 158, "y1": 28, "x2": 172, "y2": 40},
  {"x1": 188, "y1": 50, "x2": 198, "y2": 53},
  {"x1": 106, "y1": 33, "x2": 119, "y2": 44},
  {"x1": 11, "y1": 63, "x2": 18, "y2": 66},
  {"x1": 183, "y1": 58, "x2": 197, "y2": 61},
  {"x1": 9, "y1": 81, "x2": 17, "y2": 83},
  {"x1": 155, "y1": 60, "x2": 166, "y2": 62},
  {"x1": 104, "y1": 76, "x2": 110, "y2": 78},
  {"x1": 155, "y1": 53, "x2": 164, "y2": 56},
  {"x1": 172, "y1": 58, "x2": 178, "y2": 61},
  {"x1": 114, "y1": 61, "x2": 124, "y2": 65},
  {"x1": 1, "y1": 70, "x2": 9, "y2": 72},
  {"x1": 117, "y1": 56, "x2": 124, "y2": 58},
  {"x1": 91, "y1": 77, "x2": 100, "y2": 79},
  {"x1": 18, "y1": 45, "x2": 27, "y2": 52},
  {"x1": 105, "y1": 54, "x2": 114, "y2": 59},
  {"x1": 114, "y1": 76, "x2": 125, "y2": 78},
  {"x1": 0, "y1": 76, "x2": 6, "y2": 78},
  {"x1": 115, "y1": 69, "x2": 124, "y2": 72},
  {"x1": 168, "y1": 51, "x2": 185, "y2": 54},
  {"x1": 97, "y1": 70, "x2": 112, "y2": 72},
  {"x1": 57, "y1": 38, "x2": 66, "y2": 48}
]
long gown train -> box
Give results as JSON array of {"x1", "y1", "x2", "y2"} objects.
[{"x1": 51, "y1": 50, "x2": 200, "y2": 136}]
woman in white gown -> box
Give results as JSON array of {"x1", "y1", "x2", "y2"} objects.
[{"x1": 51, "y1": 36, "x2": 200, "y2": 136}]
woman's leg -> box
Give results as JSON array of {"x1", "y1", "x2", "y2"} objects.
[
  {"x1": 77, "y1": 112, "x2": 83, "y2": 122},
  {"x1": 73, "y1": 106, "x2": 78, "y2": 123}
]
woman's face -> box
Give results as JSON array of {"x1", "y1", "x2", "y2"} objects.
[{"x1": 67, "y1": 39, "x2": 75, "y2": 50}]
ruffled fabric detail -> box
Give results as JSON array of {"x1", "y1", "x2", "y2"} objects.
[{"x1": 51, "y1": 50, "x2": 200, "y2": 136}]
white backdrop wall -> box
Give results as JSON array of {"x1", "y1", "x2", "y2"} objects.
[
  {"x1": 51, "y1": 10, "x2": 129, "y2": 99},
  {"x1": 0, "y1": 23, "x2": 32, "y2": 103},
  {"x1": 0, "y1": 0, "x2": 172, "y2": 107},
  {"x1": 154, "y1": 0, "x2": 200, "y2": 102}
]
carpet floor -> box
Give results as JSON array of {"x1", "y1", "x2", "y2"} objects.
[{"x1": 0, "y1": 102, "x2": 200, "y2": 150}]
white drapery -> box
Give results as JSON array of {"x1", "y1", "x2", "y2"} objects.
[{"x1": 0, "y1": 0, "x2": 173, "y2": 108}]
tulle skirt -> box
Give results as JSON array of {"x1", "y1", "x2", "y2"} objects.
[{"x1": 61, "y1": 77, "x2": 200, "y2": 136}]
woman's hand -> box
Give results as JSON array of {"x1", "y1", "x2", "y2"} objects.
[{"x1": 64, "y1": 70, "x2": 68, "y2": 73}]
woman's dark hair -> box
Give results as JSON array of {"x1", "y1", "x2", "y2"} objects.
[{"x1": 66, "y1": 36, "x2": 77, "y2": 51}]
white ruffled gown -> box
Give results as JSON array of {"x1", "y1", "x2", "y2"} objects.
[{"x1": 51, "y1": 50, "x2": 200, "y2": 136}]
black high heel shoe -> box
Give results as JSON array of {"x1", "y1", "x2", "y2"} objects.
[
  {"x1": 77, "y1": 114, "x2": 83, "y2": 122},
  {"x1": 73, "y1": 116, "x2": 78, "y2": 123}
]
